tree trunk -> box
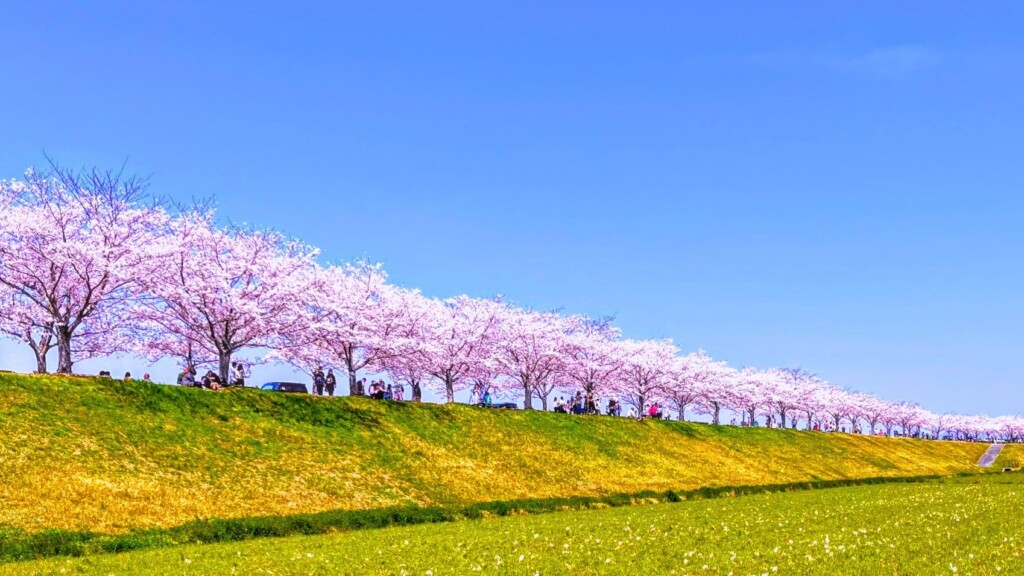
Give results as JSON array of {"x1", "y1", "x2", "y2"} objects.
[
  {"x1": 411, "y1": 381, "x2": 422, "y2": 402},
  {"x1": 26, "y1": 334, "x2": 49, "y2": 374},
  {"x1": 779, "y1": 409, "x2": 787, "y2": 429},
  {"x1": 348, "y1": 370, "x2": 358, "y2": 396},
  {"x1": 445, "y1": 375, "x2": 454, "y2": 403},
  {"x1": 219, "y1": 352, "x2": 231, "y2": 382},
  {"x1": 346, "y1": 355, "x2": 359, "y2": 395},
  {"x1": 712, "y1": 402, "x2": 720, "y2": 425},
  {"x1": 55, "y1": 325, "x2": 73, "y2": 374},
  {"x1": 522, "y1": 377, "x2": 533, "y2": 410}
]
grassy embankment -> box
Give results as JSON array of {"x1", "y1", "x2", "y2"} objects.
[
  {"x1": 6, "y1": 474, "x2": 1022, "y2": 575},
  {"x1": 0, "y1": 372, "x2": 990, "y2": 537},
  {"x1": 994, "y1": 443, "x2": 1024, "y2": 469}
]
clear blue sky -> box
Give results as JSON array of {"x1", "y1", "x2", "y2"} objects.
[{"x1": 1, "y1": 1, "x2": 1021, "y2": 415}]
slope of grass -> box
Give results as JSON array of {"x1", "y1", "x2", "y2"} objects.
[
  {"x1": 994, "y1": 444, "x2": 1024, "y2": 469},
  {"x1": 6, "y1": 474, "x2": 1021, "y2": 576},
  {"x1": 0, "y1": 373, "x2": 989, "y2": 535}
]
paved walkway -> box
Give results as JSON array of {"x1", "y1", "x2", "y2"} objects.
[{"x1": 977, "y1": 443, "x2": 1004, "y2": 467}]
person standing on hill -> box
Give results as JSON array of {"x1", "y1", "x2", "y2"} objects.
[
  {"x1": 325, "y1": 369, "x2": 337, "y2": 396},
  {"x1": 231, "y1": 362, "x2": 246, "y2": 387},
  {"x1": 313, "y1": 368, "x2": 326, "y2": 396}
]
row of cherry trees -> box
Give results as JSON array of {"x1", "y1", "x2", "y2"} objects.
[{"x1": 1, "y1": 166, "x2": 1021, "y2": 441}]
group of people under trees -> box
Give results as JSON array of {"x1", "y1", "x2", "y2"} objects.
[
  {"x1": 97, "y1": 370, "x2": 152, "y2": 382},
  {"x1": 551, "y1": 392, "x2": 666, "y2": 420},
  {"x1": 311, "y1": 367, "x2": 338, "y2": 396},
  {"x1": 328, "y1": 374, "x2": 406, "y2": 401},
  {"x1": 175, "y1": 362, "x2": 247, "y2": 391}
]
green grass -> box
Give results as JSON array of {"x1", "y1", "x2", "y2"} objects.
[
  {"x1": 0, "y1": 372, "x2": 992, "y2": 535},
  {"x1": 0, "y1": 474, "x2": 947, "y2": 564},
  {"x1": 993, "y1": 443, "x2": 1024, "y2": 469},
  {"x1": 5, "y1": 474, "x2": 1021, "y2": 575}
]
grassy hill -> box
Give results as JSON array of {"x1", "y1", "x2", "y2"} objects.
[{"x1": 0, "y1": 373, "x2": 989, "y2": 535}]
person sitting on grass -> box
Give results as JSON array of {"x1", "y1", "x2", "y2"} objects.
[
  {"x1": 393, "y1": 383, "x2": 404, "y2": 401},
  {"x1": 180, "y1": 368, "x2": 195, "y2": 387},
  {"x1": 647, "y1": 402, "x2": 663, "y2": 420},
  {"x1": 201, "y1": 370, "x2": 222, "y2": 390},
  {"x1": 370, "y1": 380, "x2": 387, "y2": 400},
  {"x1": 123, "y1": 372, "x2": 132, "y2": 382}
]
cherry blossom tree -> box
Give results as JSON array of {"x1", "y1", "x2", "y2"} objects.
[
  {"x1": 0, "y1": 165, "x2": 169, "y2": 373},
  {"x1": 273, "y1": 263, "x2": 431, "y2": 395},
  {"x1": 665, "y1": 350, "x2": 730, "y2": 422},
  {"x1": 850, "y1": 393, "x2": 886, "y2": 435},
  {"x1": 493, "y1": 306, "x2": 569, "y2": 410},
  {"x1": 137, "y1": 210, "x2": 318, "y2": 380},
  {"x1": 764, "y1": 368, "x2": 819, "y2": 429},
  {"x1": 689, "y1": 361, "x2": 736, "y2": 425},
  {"x1": 556, "y1": 315, "x2": 623, "y2": 402},
  {"x1": 612, "y1": 339, "x2": 678, "y2": 416},
  {"x1": 414, "y1": 295, "x2": 502, "y2": 403},
  {"x1": 725, "y1": 368, "x2": 776, "y2": 426}
]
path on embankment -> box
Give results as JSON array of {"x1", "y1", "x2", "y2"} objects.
[{"x1": 977, "y1": 443, "x2": 1004, "y2": 467}]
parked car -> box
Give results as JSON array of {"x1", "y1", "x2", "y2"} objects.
[
  {"x1": 475, "y1": 402, "x2": 518, "y2": 410},
  {"x1": 260, "y1": 381, "x2": 309, "y2": 394}
]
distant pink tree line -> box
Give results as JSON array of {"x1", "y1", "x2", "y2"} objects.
[{"x1": 0, "y1": 163, "x2": 1020, "y2": 441}]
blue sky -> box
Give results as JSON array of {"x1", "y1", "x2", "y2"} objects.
[{"x1": 1, "y1": 1, "x2": 1022, "y2": 415}]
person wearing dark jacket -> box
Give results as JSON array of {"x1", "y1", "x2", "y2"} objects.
[
  {"x1": 325, "y1": 369, "x2": 337, "y2": 397},
  {"x1": 313, "y1": 368, "x2": 326, "y2": 396}
]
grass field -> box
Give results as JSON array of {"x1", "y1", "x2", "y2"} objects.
[
  {"x1": 5, "y1": 474, "x2": 1021, "y2": 575},
  {"x1": 994, "y1": 443, "x2": 1024, "y2": 469},
  {"x1": 0, "y1": 372, "x2": 992, "y2": 535}
]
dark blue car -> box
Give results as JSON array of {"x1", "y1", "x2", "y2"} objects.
[{"x1": 260, "y1": 382, "x2": 309, "y2": 394}]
